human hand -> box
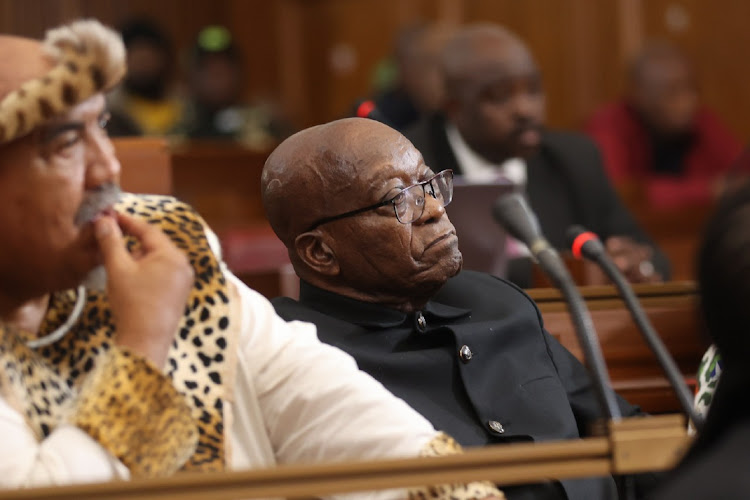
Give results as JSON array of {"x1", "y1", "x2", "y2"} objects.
[
  {"x1": 605, "y1": 236, "x2": 662, "y2": 284},
  {"x1": 94, "y1": 213, "x2": 194, "y2": 367}
]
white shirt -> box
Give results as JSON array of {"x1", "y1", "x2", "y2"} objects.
[
  {"x1": 0, "y1": 271, "x2": 437, "y2": 499},
  {"x1": 445, "y1": 122, "x2": 530, "y2": 258},
  {"x1": 444, "y1": 122, "x2": 527, "y2": 186}
]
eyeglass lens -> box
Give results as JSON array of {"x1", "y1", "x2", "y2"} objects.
[{"x1": 394, "y1": 171, "x2": 454, "y2": 224}]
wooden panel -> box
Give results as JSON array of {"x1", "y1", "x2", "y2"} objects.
[
  {"x1": 170, "y1": 142, "x2": 270, "y2": 233},
  {"x1": 642, "y1": 0, "x2": 750, "y2": 140},
  {"x1": 1, "y1": 0, "x2": 747, "y2": 139},
  {"x1": 113, "y1": 137, "x2": 172, "y2": 195},
  {"x1": 528, "y1": 282, "x2": 707, "y2": 414}
]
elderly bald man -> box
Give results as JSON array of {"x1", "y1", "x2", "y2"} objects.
[
  {"x1": 265, "y1": 117, "x2": 658, "y2": 500},
  {"x1": 404, "y1": 23, "x2": 669, "y2": 286},
  {"x1": 0, "y1": 20, "x2": 503, "y2": 500}
]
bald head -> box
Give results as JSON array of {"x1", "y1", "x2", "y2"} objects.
[
  {"x1": 262, "y1": 117, "x2": 461, "y2": 309},
  {"x1": 262, "y1": 118, "x2": 414, "y2": 247},
  {"x1": 0, "y1": 36, "x2": 53, "y2": 101},
  {"x1": 442, "y1": 24, "x2": 535, "y2": 100}
]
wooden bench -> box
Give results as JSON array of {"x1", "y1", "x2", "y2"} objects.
[{"x1": 528, "y1": 282, "x2": 707, "y2": 414}]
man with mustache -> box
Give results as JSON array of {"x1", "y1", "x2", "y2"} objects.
[
  {"x1": 265, "y1": 117, "x2": 654, "y2": 500},
  {"x1": 404, "y1": 24, "x2": 669, "y2": 285},
  {"x1": 0, "y1": 20, "x2": 503, "y2": 500}
]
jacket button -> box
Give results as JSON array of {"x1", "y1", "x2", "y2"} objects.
[
  {"x1": 487, "y1": 420, "x2": 505, "y2": 434},
  {"x1": 459, "y1": 344, "x2": 473, "y2": 363},
  {"x1": 416, "y1": 313, "x2": 427, "y2": 332}
]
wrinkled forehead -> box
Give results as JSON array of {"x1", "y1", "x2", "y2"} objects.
[{"x1": 347, "y1": 132, "x2": 428, "y2": 187}]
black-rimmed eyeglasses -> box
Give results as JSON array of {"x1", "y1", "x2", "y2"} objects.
[{"x1": 306, "y1": 169, "x2": 454, "y2": 232}]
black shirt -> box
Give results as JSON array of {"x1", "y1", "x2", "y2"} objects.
[{"x1": 273, "y1": 270, "x2": 646, "y2": 500}]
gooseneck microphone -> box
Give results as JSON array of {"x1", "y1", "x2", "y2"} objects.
[
  {"x1": 567, "y1": 226, "x2": 704, "y2": 430},
  {"x1": 493, "y1": 194, "x2": 622, "y2": 421}
]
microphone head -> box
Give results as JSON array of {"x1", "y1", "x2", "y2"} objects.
[
  {"x1": 566, "y1": 225, "x2": 604, "y2": 260},
  {"x1": 355, "y1": 100, "x2": 377, "y2": 119},
  {"x1": 353, "y1": 99, "x2": 392, "y2": 127},
  {"x1": 492, "y1": 193, "x2": 543, "y2": 247}
]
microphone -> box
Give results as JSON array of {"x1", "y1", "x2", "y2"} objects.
[
  {"x1": 353, "y1": 99, "x2": 393, "y2": 127},
  {"x1": 493, "y1": 194, "x2": 622, "y2": 421},
  {"x1": 567, "y1": 226, "x2": 704, "y2": 430}
]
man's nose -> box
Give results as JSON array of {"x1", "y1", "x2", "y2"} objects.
[
  {"x1": 511, "y1": 92, "x2": 538, "y2": 119},
  {"x1": 85, "y1": 130, "x2": 121, "y2": 188},
  {"x1": 415, "y1": 190, "x2": 446, "y2": 224}
]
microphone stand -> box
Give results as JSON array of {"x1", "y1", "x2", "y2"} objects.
[
  {"x1": 494, "y1": 197, "x2": 633, "y2": 500},
  {"x1": 533, "y1": 245, "x2": 623, "y2": 422},
  {"x1": 568, "y1": 227, "x2": 704, "y2": 431},
  {"x1": 493, "y1": 195, "x2": 622, "y2": 421}
]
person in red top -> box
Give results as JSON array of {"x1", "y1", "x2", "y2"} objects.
[{"x1": 584, "y1": 42, "x2": 742, "y2": 208}]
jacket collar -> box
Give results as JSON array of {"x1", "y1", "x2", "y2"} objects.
[{"x1": 298, "y1": 280, "x2": 471, "y2": 329}]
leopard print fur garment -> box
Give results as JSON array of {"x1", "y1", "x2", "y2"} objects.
[
  {"x1": 0, "y1": 20, "x2": 125, "y2": 144},
  {"x1": 0, "y1": 194, "x2": 236, "y2": 475}
]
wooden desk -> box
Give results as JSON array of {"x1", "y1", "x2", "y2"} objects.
[{"x1": 528, "y1": 282, "x2": 707, "y2": 414}]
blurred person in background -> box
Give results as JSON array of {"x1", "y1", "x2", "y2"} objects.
[
  {"x1": 359, "y1": 22, "x2": 455, "y2": 132},
  {"x1": 651, "y1": 182, "x2": 750, "y2": 499},
  {"x1": 176, "y1": 25, "x2": 291, "y2": 150},
  {"x1": 585, "y1": 42, "x2": 742, "y2": 208},
  {"x1": 107, "y1": 18, "x2": 183, "y2": 136},
  {"x1": 405, "y1": 23, "x2": 669, "y2": 286}
]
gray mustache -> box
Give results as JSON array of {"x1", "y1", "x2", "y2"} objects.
[{"x1": 74, "y1": 183, "x2": 122, "y2": 226}]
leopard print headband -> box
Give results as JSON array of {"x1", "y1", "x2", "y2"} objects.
[{"x1": 0, "y1": 19, "x2": 126, "y2": 144}]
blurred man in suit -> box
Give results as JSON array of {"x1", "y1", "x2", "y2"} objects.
[{"x1": 405, "y1": 24, "x2": 669, "y2": 285}]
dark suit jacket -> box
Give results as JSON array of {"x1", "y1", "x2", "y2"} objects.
[
  {"x1": 273, "y1": 270, "x2": 649, "y2": 500},
  {"x1": 404, "y1": 114, "x2": 670, "y2": 279}
]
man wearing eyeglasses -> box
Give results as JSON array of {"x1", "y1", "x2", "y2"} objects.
[{"x1": 264, "y1": 117, "x2": 653, "y2": 500}]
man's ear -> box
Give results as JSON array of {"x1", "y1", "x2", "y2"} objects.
[{"x1": 294, "y1": 231, "x2": 340, "y2": 276}]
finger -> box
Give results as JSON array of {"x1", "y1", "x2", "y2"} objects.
[
  {"x1": 94, "y1": 215, "x2": 131, "y2": 269},
  {"x1": 116, "y1": 212, "x2": 173, "y2": 252}
]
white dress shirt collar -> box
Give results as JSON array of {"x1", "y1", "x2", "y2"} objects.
[{"x1": 444, "y1": 121, "x2": 527, "y2": 186}]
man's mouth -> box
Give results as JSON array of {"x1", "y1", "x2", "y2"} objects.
[
  {"x1": 425, "y1": 230, "x2": 456, "y2": 251},
  {"x1": 74, "y1": 184, "x2": 122, "y2": 226}
]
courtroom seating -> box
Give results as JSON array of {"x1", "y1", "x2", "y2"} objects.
[
  {"x1": 169, "y1": 142, "x2": 295, "y2": 297},
  {"x1": 528, "y1": 282, "x2": 707, "y2": 414},
  {"x1": 171, "y1": 141, "x2": 271, "y2": 233},
  {"x1": 113, "y1": 137, "x2": 172, "y2": 195},
  {"x1": 219, "y1": 225, "x2": 299, "y2": 299}
]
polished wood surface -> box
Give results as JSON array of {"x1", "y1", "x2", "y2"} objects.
[
  {"x1": 0, "y1": 415, "x2": 688, "y2": 500},
  {"x1": 114, "y1": 137, "x2": 172, "y2": 195},
  {"x1": 170, "y1": 142, "x2": 269, "y2": 234},
  {"x1": 528, "y1": 281, "x2": 707, "y2": 414}
]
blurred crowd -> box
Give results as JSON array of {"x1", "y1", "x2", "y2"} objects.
[
  {"x1": 108, "y1": 18, "x2": 292, "y2": 150},
  {"x1": 109, "y1": 17, "x2": 745, "y2": 210}
]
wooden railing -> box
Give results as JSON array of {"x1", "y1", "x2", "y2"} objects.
[{"x1": 0, "y1": 415, "x2": 689, "y2": 500}]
